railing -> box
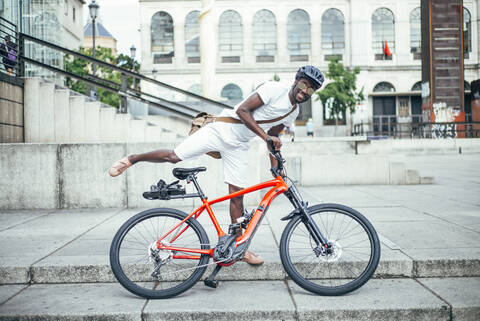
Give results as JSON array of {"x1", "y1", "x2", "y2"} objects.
[
  {"x1": 353, "y1": 118, "x2": 480, "y2": 138},
  {"x1": 1, "y1": 14, "x2": 232, "y2": 119}
]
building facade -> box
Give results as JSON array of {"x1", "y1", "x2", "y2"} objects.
[{"x1": 139, "y1": 0, "x2": 479, "y2": 136}]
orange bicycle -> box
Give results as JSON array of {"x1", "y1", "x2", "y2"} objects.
[{"x1": 110, "y1": 139, "x2": 381, "y2": 299}]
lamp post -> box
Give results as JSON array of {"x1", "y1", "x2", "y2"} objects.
[{"x1": 88, "y1": 0, "x2": 99, "y2": 100}]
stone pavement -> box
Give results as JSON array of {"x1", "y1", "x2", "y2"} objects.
[{"x1": 0, "y1": 154, "x2": 479, "y2": 320}]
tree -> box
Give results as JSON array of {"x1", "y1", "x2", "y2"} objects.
[
  {"x1": 315, "y1": 57, "x2": 364, "y2": 131},
  {"x1": 65, "y1": 47, "x2": 140, "y2": 108}
]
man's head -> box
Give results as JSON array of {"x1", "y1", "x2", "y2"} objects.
[
  {"x1": 291, "y1": 65, "x2": 324, "y2": 104},
  {"x1": 4, "y1": 35, "x2": 10, "y2": 42}
]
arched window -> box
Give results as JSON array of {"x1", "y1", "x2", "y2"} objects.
[
  {"x1": 463, "y1": 7, "x2": 471, "y2": 59},
  {"x1": 221, "y1": 83, "x2": 243, "y2": 105},
  {"x1": 410, "y1": 7, "x2": 421, "y2": 60},
  {"x1": 321, "y1": 8, "x2": 345, "y2": 61},
  {"x1": 185, "y1": 11, "x2": 200, "y2": 63},
  {"x1": 373, "y1": 82, "x2": 395, "y2": 92},
  {"x1": 411, "y1": 81, "x2": 422, "y2": 91},
  {"x1": 219, "y1": 10, "x2": 243, "y2": 63},
  {"x1": 372, "y1": 8, "x2": 395, "y2": 60},
  {"x1": 253, "y1": 9, "x2": 276, "y2": 63},
  {"x1": 151, "y1": 11, "x2": 174, "y2": 64},
  {"x1": 287, "y1": 9, "x2": 311, "y2": 62}
]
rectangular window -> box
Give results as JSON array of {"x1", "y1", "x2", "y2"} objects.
[
  {"x1": 221, "y1": 56, "x2": 240, "y2": 63},
  {"x1": 64, "y1": 0, "x2": 68, "y2": 15},
  {"x1": 290, "y1": 55, "x2": 308, "y2": 62},
  {"x1": 187, "y1": 57, "x2": 200, "y2": 63},
  {"x1": 375, "y1": 54, "x2": 392, "y2": 61},
  {"x1": 324, "y1": 54, "x2": 342, "y2": 61},
  {"x1": 73, "y1": 7, "x2": 76, "y2": 22},
  {"x1": 154, "y1": 54, "x2": 173, "y2": 64},
  {"x1": 256, "y1": 55, "x2": 274, "y2": 63}
]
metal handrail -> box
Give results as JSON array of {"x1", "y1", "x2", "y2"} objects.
[
  {"x1": 20, "y1": 33, "x2": 232, "y2": 110},
  {"x1": 21, "y1": 56, "x2": 195, "y2": 119}
]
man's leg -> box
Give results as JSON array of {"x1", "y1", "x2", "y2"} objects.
[
  {"x1": 109, "y1": 150, "x2": 180, "y2": 177},
  {"x1": 228, "y1": 184, "x2": 264, "y2": 265}
]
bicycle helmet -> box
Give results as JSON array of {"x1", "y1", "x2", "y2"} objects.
[{"x1": 295, "y1": 65, "x2": 324, "y2": 89}]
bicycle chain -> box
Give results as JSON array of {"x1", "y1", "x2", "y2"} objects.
[{"x1": 152, "y1": 244, "x2": 232, "y2": 280}]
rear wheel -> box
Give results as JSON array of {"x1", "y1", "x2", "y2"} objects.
[
  {"x1": 110, "y1": 208, "x2": 210, "y2": 299},
  {"x1": 280, "y1": 203, "x2": 380, "y2": 295}
]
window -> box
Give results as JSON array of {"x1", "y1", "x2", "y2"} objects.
[
  {"x1": 372, "y1": 8, "x2": 395, "y2": 60},
  {"x1": 411, "y1": 81, "x2": 422, "y2": 91},
  {"x1": 321, "y1": 8, "x2": 345, "y2": 61},
  {"x1": 287, "y1": 9, "x2": 311, "y2": 62},
  {"x1": 410, "y1": 7, "x2": 421, "y2": 60},
  {"x1": 253, "y1": 9, "x2": 276, "y2": 63},
  {"x1": 151, "y1": 11, "x2": 174, "y2": 63},
  {"x1": 221, "y1": 83, "x2": 243, "y2": 105},
  {"x1": 73, "y1": 7, "x2": 76, "y2": 22},
  {"x1": 64, "y1": 0, "x2": 68, "y2": 16},
  {"x1": 373, "y1": 82, "x2": 395, "y2": 92},
  {"x1": 185, "y1": 11, "x2": 200, "y2": 63},
  {"x1": 463, "y1": 7, "x2": 471, "y2": 59},
  {"x1": 219, "y1": 10, "x2": 242, "y2": 63}
]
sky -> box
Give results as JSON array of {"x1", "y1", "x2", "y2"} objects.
[{"x1": 83, "y1": 0, "x2": 141, "y2": 62}]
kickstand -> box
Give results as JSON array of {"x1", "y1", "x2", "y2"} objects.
[{"x1": 204, "y1": 264, "x2": 222, "y2": 288}]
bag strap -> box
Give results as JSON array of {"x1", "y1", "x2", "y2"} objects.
[{"x1": 215, "y1": 104, "x2": 297, "y2": 125}]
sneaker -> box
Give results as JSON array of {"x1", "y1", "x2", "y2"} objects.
[
  {"x1": 242, "y1": 250, "x2": 264, "y2": 265},
  {"x1": 108, "y1": 157, "x2": 132, "y2": 177}
]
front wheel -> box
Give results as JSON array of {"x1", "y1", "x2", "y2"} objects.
[
  {"x1": 110, "y1": 208, "x2": 210, "y2": 299},
  {"x1": 280, "y1": 203, "x2": 380, "y2": 296}
]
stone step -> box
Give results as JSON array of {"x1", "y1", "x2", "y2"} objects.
[
  {"x1": 1, "y1": 251, "x2": 479, "y2": 285},
  {"x1": 1, "y1": 278, "x2": 479, "y2": 321}
]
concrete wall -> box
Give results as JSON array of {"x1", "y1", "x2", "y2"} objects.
[
  {"x1": 3, "y1": 138, "x2": 478, "y2": 209},
  {"x1": 0, "y1": 80, "x2": 23, "y2": 143}
]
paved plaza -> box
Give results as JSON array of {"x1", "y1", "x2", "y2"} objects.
[{"x1": 0, "y1": 154, "x2": 479, "y2": 320}]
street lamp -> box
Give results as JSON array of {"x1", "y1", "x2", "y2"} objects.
[
  {"x1": 89, "y1": 0, "x2": 99, "y2": 100},
  {"x1": 130, "y1": 45, "x2": 136, "y2": 63}
]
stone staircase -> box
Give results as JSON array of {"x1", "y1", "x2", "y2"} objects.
[{"x1": 24, "y1": 78, "x2": 185, "y2": 143}]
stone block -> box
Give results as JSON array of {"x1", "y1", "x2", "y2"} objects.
[
  {"x1": 23, "y1": 78, "x2": 40, "y2": 143},
  {"x1": 69, "y1": 96, "x2": 86, "y2": 143},
  {"x1": 0, "y1": 144, "x2": 58, "y2": 209},
  {"x1": 58, "y1": 144, "x2": 127, "y2": 208},
  {"x1": 84, "y1": 101, "x2": 101, "y2": 142},
  {"x1": 53, "y1": 90, "x2": 70, "y2": 142},
  {"x1": 389, "y1": 162, "x2": 406, "y2": 184},
  {"x1": 38, "y1": 82, "x2": 55, "y2": 142},
  {"x1": 99, "y1": 107, "x2": 117, "y2": 142},
  {"x1": 406, "y1": 169, "x2": 421, "y2": 184}
]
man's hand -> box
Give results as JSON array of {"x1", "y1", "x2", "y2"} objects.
[{"x1": 266, "y1": 135, "x2": 282, "y2": 152}]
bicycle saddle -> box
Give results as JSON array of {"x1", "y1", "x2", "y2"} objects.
[{"x1": 172, "y1": 167, "x2": 206, "y2": 180}]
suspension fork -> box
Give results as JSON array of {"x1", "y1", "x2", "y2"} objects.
[{"x1": 284, "y1": 188, "x2": 329, "y2": 246}]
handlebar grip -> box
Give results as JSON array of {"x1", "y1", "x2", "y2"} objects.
[{"x1": 266, "y1": 137, "x2": 276, "y2": 152}]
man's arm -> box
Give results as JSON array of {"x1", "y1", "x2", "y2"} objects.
[{"x1": 236, "y1": 93, "x2": 282, "y2": 150}]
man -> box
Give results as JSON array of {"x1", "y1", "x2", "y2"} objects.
[{"x1": 108, "y1": 65, "x2": 324, "y2": 265}]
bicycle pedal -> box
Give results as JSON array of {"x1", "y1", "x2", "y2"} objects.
[{"x1": 204, "y1": 279, "x2": 219, "y2": 288}]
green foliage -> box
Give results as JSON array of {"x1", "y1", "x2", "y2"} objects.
[
  {"x1": 272, "y1": 73, "x2": 280, "y2": 82},
  {"x1": 64, "y1": 47, "x2": 141, "y2": 108},
  {"x1": 315, "y1": 57, "x2": 364, "y2": 122}
]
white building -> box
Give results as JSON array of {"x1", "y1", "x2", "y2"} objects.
[{"x1": 139, "y1": 0, "x2": 479, "y2": 136}]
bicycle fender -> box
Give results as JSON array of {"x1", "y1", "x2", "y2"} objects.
[{"x1": 281, "y1": 209, "x2": 301, "y2": 221}]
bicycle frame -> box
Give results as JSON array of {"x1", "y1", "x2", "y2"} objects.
[{"x1": 155, "y1": 175, "x2": 289, "y2": 259}]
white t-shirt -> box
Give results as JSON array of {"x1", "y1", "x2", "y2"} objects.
[{"x1": 217, "y1": 81, "x2": 299, "y2": 143}]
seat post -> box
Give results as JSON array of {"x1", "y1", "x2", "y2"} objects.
[{"x1": 188, "y1": 175, "x2": 206, "y2": 199}]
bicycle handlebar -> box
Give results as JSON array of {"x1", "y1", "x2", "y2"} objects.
[{"x1": 266, "y1": 137, "x2": 285, "y2": 177}]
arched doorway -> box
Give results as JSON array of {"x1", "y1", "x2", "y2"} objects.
[{"x1": 372, "y1": 82, "x2": 396, "y2": 136}]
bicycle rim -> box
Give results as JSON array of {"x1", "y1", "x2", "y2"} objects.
[
  {"x1": 110, "y1": 209, "x2": 210, "y2": 299},
  {"x1": 280, "y1": 204, "x2": 380, "y2": 295}
]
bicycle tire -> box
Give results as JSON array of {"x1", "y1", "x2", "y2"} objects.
[
  {"x1": 110, "y1": 208, "x2": 210, "y2": 299},
  {"x1": 280, "y1": 203, "x2": 380, "y2": 296}
]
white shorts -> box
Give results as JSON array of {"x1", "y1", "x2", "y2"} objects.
[{"x1": 174, "y1": 123, "x2": 249, "y2": 188}]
